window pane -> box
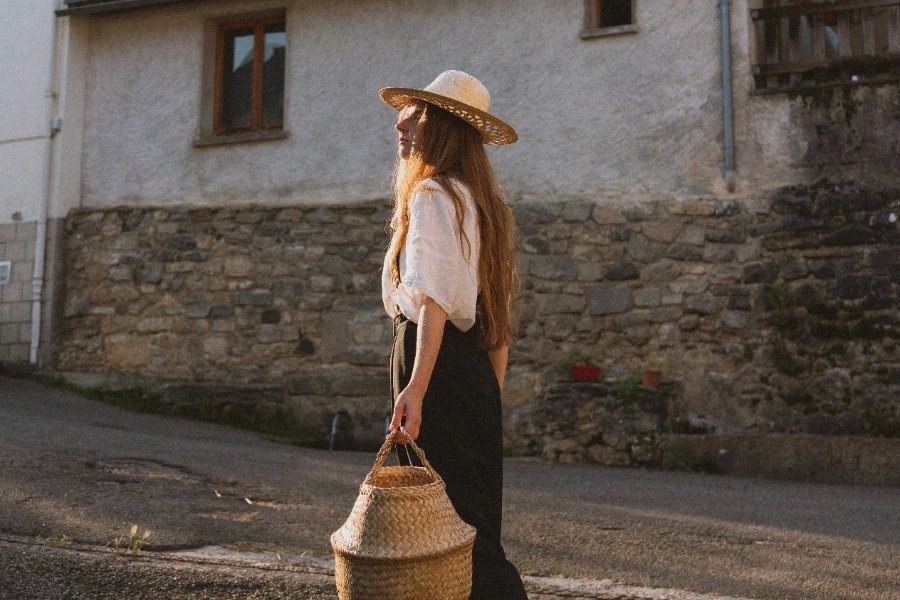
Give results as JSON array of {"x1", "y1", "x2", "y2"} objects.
[
  {"x1": 221, "y1": 26, "x2": 254, "y2": 131},
  {"x1": 599, "y1": 0, "x2": 632, "y2": 28},
  {"x1": 263, "y1": 22, "x2": 286, "y2": 126}
]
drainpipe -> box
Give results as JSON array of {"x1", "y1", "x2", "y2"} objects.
[
  {"x1": 719, "y1": 0, "x2": 737, "y2": 192},
  {"x1": 30, "y1": 17, "x2": 60, "y2": 365}
]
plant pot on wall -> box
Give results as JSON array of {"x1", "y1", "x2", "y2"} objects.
[
  {"x1": 642, "y1": 369, "x2": 662, "y2": 388},
  {"x1": 571, "y1": 364, "x2": 600, "y2": 382}
]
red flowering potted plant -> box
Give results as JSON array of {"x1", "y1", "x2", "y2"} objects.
[
  {"x1": 566, "y1": 351, "x2": 600, "y2": 382},
  {"x1": 641, "y1": 364, "x2": 662, "y2": 388}
]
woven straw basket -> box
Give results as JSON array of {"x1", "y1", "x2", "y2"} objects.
[{"x1": 331, "y1": 429, "x2": 476, "y2": 600}]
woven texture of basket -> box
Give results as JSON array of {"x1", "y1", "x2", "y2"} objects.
[{"x1": 331, "y1": 429, "x2": 476, "y2": 600}]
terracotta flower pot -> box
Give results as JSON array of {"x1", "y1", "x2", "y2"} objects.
[
  {"x1": 571, "y1": 364, "x2": 600, "y2": 382},
  {"x1": 642, "y1": 369, "x2": 662, "y2": 388}
]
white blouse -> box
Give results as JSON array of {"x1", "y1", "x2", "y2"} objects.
[{"x1": 381, "y1": 178, "x2": 479, "y2": 332}]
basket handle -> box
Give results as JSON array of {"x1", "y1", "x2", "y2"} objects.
[{"x1": 362, "y1": 427, "x2": 442, "y2": 485}]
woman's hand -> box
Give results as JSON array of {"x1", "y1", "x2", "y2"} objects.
[
  {"x1": 389, "y1": 297, "x2": 447, "y2": 443},
  {"x1": 389, "y1": 383, "x2": 425, "y2": 441}
]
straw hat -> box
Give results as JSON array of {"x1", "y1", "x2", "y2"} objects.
[{"x1": 380, "y1": 70, "x2": 518, "y2": 145}]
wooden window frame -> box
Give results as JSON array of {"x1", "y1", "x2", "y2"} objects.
[
  {"x1": 582, "y1": 0, "x2": 638, "y2": 40},
  {"x1": 213, "y1": 15, "x2": 285, "y2": 136}
]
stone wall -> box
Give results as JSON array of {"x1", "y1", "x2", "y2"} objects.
[
  {"x1": 58, "y1": 203, "x2": 395, "y2": 447},
  {"x1": 0, "y1": 221, "x2": 36, "y2": 363},
  {"x1": 506, "y1": 181, "x2": 899, "y2": 448},
  {"x1": 55, "y1": 181, "x2": 899, "y2": 450}
]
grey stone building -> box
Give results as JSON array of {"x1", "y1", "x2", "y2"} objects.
[{"x1": 5, "y1": 0, "x2": 898, "y2": 471}]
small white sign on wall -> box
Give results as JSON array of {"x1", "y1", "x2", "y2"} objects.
[{"x1": 0, "y1": 261, "x2": 10, "y2": 285}]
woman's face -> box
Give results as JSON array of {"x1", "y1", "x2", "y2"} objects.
[{"x1": 395, "y1": 101, "x2": 425, "y2": 160}]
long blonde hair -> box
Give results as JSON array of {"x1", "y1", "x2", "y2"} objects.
[{"x1": 389, "y1": 102, "x2": 518, "y2": 350}]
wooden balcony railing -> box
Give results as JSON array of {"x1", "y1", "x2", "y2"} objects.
[{"x1": 751, "y1": 0, "x2": 900, "y2": 91}]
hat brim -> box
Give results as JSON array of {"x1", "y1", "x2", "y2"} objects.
[{"x1": 380, "y1": 87, "x2": 518, "y2": 145}]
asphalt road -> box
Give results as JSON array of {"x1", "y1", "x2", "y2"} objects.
[{"x1": 1, "y1": 377, "x2": 897, "y2": 600}]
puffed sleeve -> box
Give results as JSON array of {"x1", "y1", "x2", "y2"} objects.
[{"x1": 391, "y1": 183, "x2": 479, "y2": 331}]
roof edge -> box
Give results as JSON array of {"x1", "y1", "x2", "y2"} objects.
[{"x1": 56, "y1": 0, "x2": 194, "y2": 17}]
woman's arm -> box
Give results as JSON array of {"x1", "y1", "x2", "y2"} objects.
[
  {"x1": 389, "y1": 296, "x2": 447, "y2": 441},
  {"x1": 488, "y1": 345, "x2": 508, "y2": 391}
]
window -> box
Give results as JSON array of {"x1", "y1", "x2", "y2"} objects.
[
  {"x1": 214, "y1": 15, "x2": 286, "y2": 135},
  {"x1": 751, "y1": 1, "x2": 900, "y2": 92},
  {"x1": 582, "y1": 0, "x2": 637, "y2": 39}
]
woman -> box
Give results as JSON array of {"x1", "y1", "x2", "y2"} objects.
[{"x1": 379, "y1": 70, "x2": 527, "y2": 599}]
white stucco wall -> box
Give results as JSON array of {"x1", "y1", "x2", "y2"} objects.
[
  {"x1": 73, "y1": 0, "x2": 827, "y2": 209},
  {"x1": 0, "y1": 0, "x2": 57, "y2": 222}
]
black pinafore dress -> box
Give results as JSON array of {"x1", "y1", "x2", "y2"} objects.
[{"x1": 390, "y1": 312, "x2": 528, "y2": 600}]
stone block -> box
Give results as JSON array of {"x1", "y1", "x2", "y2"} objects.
[
  {"x1": 202, "y1": 336, "x2": 229, "y2": 357},
  {"x1": 723, "y1": 311, "x2": 749, "y2": 330},
  {"x1": 588, "y1": 444, "x2": 631, "y2": 466},
  {"x1": 608, "y1": 226, "x2": 631, "y2": 241},
  {"x1": 529, "y1": 256, "x2": 577, "y2": 280},
  {"x1": 576, "y1": 261, "x2": 605, "y2": 282},
  {"x1": 667, "y1": 200, "x2": 716, "y2": 216},
  {"x1": 109, "y1": 266, "x2": 131, "y2": 282},
  {"x1": 309, "y1": 275, "x2": 335, "y2": 292},
  {"x1": 647, "y1": 307, "x2": 683, "y2": 322},
  {"x1": 257, "y1": 222, "x2": 290, "y2": 237},
  {"x1": 634, "y1": 287, "x2": 661, "y2": 308},
  {"x1": 661, "y1": 293, "x2": 683, "y2": 305},
  {"x1": 522, "y1": 236, "x2": 550, "y2": 254},
  {"x1": 234, "y1": 290, "x2": 272, "y2": 306},
  {"x1": 534, "y1": 293, "x2": 585, "y2": 315},
  {"x1": 606, "y1": 261, "x2": 640, "y2": 281},
  {"x1": 277, "y1": 208, "x2": 304, "y2": 222},
  {"x1": 550, "y1": 438, "x2": 583, "y2": 454},
  {"x1": 669, "y1": 278, "x2": 708, "y2": 295},
  {"x1": 587, "y1": 284, "x2": 633, "y2": 315},
  {"x1": 561, "y1": 202, "x2": 593, "y2": 222},
  {"x1": 711, "y1": 265, "x2": 741, "y2": 281},
  {"x1": 666, "y1": 244, "x2": 703, "y2": 262},
  {"x1": 870, "y1": 247, "x2": 900, "y2": 267},
  {"x1": 626, "y1": 235, "x2": 666, "y2": 263},
  {"x1": 641, "y1": 260, "x2": 682, "y2": 282},
  {"x1": 331, "y1": 375, "x2": 384, "y2": 397},
  {"x1": 6, "y1": 344, "x2": 28, "y2": 362},
  {"x1": 727, "y1": 296, "x2": 752, "y2": 311},
  {"x1": 90, "y1": 284, "x2": 140, "y2": 305},
  {"x1": 685, "y1": 294, "x2": 722, "y2": 315},
  {"x1": 0, "y1": 323, "x2": 18, "y2": 344},
  {"x1": 233, "y1": 211, "x2": 263, "y2": 225},
  {"x1": 514, "y1": 203, "x2": 561, "y2": 227},
  {"x1": 592, "y1": 206, "x2": 627, "y2": 225},
  {"x1": 624, "y1": 206, "x2": 649, "y2": 222},
  {"x1": 225, "y1": 256, "x2": 254, "y2": 277},
  {"x1": 136, "y1": 317, "x2": 171, "y2": 334},
  {"x1": 703, "y1": 245, "x2": 734, "y2": 263},
  {"x1": 677, "y1": 226, "x2": 706, "y2": 246},
  {"x1": 778, "y1": 255, "x2": 809, "y2": 280},
  {"x1": 258, "y1": 324, "x2": 299, "y2": 343},
  {"x1": 642, "y1": 221, "x2": 682, "y2": 243},
  {"x1": 705, "y1": 229, "x2": 746, "y2": 244},
  {"x1": 5, "y1": 241, "x2": 26, "y2": 261},
  {"x1": 742, "y1": 261, "x2": 778, "y2": 284},
  {"x1": 209, "y1": 305, "x2": 234, "y2": 318},
  {"x1": 105, "y1": 334, "x2": 152, "y2": 368},
  {"x1": 624, "y1": 324, "x2": 651, "y2": 344},
  {"x1": 710, "y1": 284, "x2": 749, "y2": 298}
]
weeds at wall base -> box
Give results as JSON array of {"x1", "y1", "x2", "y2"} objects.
[{"x1": 0, "y1": 361, "x2": 322, "y2": 448}]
